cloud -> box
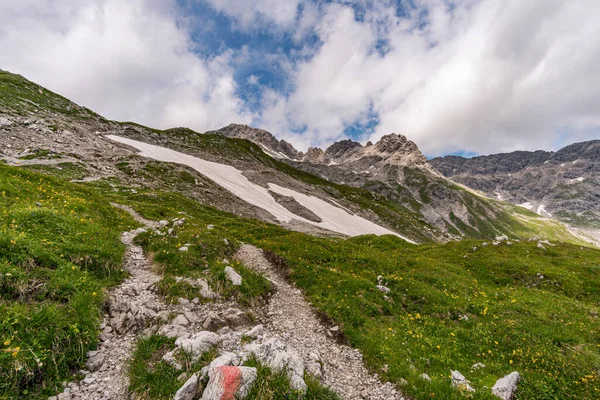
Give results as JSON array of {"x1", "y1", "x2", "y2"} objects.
[
  {"x1": 1, "y1": 0, "x2": 598, "y2": 156},
  {"x1": 202, "y1": 0, "x2": 303, "y2": 30},
  {"x1": 0, "y1": 0, "x2": 253, "y2": 131},
  {"x1": 253, "y1": 0, "x2": 600, "y2": 155}
]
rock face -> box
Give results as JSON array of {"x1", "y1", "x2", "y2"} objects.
[
  {"x1": 430, "y1": 140, "x2": 600, "y2": 227},
  {"x1": 491, "y1": 371, "x2": 520, "y2": 400}
]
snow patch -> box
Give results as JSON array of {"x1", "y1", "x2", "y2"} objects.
[
  {"x1": 536, "y1": 204, "x2": 552, "y2": 217},
  {"x1": 106, "y1": 135, "x2": 414, "y2": 242},
  {"x1": 518, "y1": 202, "x2": 534, "y2": 211}
]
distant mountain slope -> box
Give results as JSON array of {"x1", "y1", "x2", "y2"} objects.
[
  {"x1": 0, "y1": 70, "x2": 587, "y2": 244},
  {"x1": 430, "y1": 141, "x2": 600, "y2": 227},
  {"x1": 208, "y1": 124, "x2": 580, "y2": 242}
]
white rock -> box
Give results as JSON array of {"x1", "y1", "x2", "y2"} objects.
[
  {"x1": 197, "y1": 279, "x2": 216, "y2": 299},
  {"x1": 162, "y1": 350, "x2": 182, "y2": 370},
  {"x1": 174, "y1": 373, "x2": 199, "y2": 400},
  {"x1": 420, "y1": 373, "x2": 431, "y2": 381},
  {"x1": 245, "y1": 338, "x2": 307, "y2": 393},
  {"x1": 471, "y1": 362, "x2": 486, "y2": 371},
  {"x1": 224, "y1": 266, "x2": 242, "y2": 286},
  {"x1": 178, "y1": 246, "x2": 189, "y2": 252},
  {"x1": 244, "y1": 324, "x2": 264, "y2": 339},
  {"x1": 175, "y1": 331, "x2": 220, "y2": 359},
  {"x1": 537, "y1": 242, "x2": 546, "y2": 250},
  {"x1": 376, "y1": 285, "x2": 390, "y2": 293},
  {"x1": 158, "y1": 220, "x2": 169, "y2": 228},
  {"x1": 201, "y1": 366, "x2": 257, "y2": 400},
  {"x1": 172, "y1": 314, "x2": 190, "y2": 327},
  {"x1": 158, "y1": 324, "x2": 188, "y2": 338},
  {"x1": 496, "y1": 235, "x2": 508, "y2": 241},
  {"x1": 224, "y1": 308, "x2": 247, "y2": 327},
  {"x1": 451, "y1": 370, "x2": 475, "y2": 392},
  {"x1": 492, "y1": 371, "x2": 520, "y2": 400},
  {"x1": 200, "y1": 352, "x2": 240, "y2": 378}
]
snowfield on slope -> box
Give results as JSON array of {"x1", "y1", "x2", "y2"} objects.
[{"x1": 106, "y1": 135, "x2": 413, "y2": 242}]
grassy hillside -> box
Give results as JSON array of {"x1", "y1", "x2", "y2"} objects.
[
  {"x1": 91, "y1": 179, "x2": 600, "y2": 400},
  {"x1": 0, "y1": 164, "x2": 132, "y2": 398}
]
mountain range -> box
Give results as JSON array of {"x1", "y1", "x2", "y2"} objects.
[{"x1": 1, "y1": 70, "x2": 597, "y2": 246}]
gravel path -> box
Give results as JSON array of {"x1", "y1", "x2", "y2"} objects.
[
  {"x1": 52, "y1": 227, "x2": 166, "y2": 400},
  {"x1": 235, "y1": 244, "x2": 404, "y2": 400}
]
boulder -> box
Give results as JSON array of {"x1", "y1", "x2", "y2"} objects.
[
  {"x1": 492, "y1": 371, "x2": 520, "y2": 400},
  {"x1": 172, "y1": 314, "x2": 190, "y2": 327},
  {"x1": 224, "y1": 266, "x2": 242, "y2": 286},
  {"x1": 174, "y1": 373, "x2": 200, "y2": 400},
  {"x1": 245, "y1": 338, "x2": 307, "y2": 393},
  {"x1": 201, "y1": 352, "x2": 240, "y2": 378},
  {"x1": 201, "y1": 366, "x2": 257, "y2": 400}
]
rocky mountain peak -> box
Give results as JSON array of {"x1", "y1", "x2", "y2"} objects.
[
  {"x1": 304, "y1": 147, "x2": 325, "y2": 163},
  {"x1": 210, "y1": 123, "x2": 303, "y2": 160},
  {"x1": 324, "y1": 139, "x2": 362, "y2": 159}
]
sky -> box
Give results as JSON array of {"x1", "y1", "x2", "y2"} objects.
[{"x1": 0, "y1": 0, "x2": 599, "y2": 157}]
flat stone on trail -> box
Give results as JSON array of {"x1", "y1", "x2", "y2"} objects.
[
  {"x1": 203, "y1": 312, "x2": 227, "y2": 331},
  {"x1": 224, "y1": 308, "x2": 247, "y2": 327},
  {"x1": 158, "y1": 324, "x2": 188, "y2": 338},
  {"x1": 175, "y1": 331, "x2": 220, "y2": 359},
  {"x1": 244, "y1": 324, "x2": 264, "y2": 339},
  {"x1": 201, "y1": 366, "x2": 257, "y2": 400},
  {"x1": 201, "y1": 352, "x2": 240, "y2": 378}
]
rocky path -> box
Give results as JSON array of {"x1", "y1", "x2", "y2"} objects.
[
  {"x1": 235, "y1": 244, "x2": 404, "y2": 400},
  {"x1": 51, "y1": 225, "x2": 166, "y2": 400},
  {"x1": 51, "y1": 207, "x2": 404, "y2": 400}
]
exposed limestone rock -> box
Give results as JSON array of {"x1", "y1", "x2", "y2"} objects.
[
  {"x1": 245, "y1": 338, "x2": 307, "y2": 394},
  {"x1": 492, "y1": 371, "x2": 520, "y2": 400},
  {"x1": 224, "y1": 266, "x2": 242, "y2": 286},
  {"x1": 224, "y1": 308, "x2": 247, "y2": 327},
  {"x1": 451, "y1": 370, "x2": 475, "y2": 392},
  {"x1": 201, "y1": 366, "x2": 257, "y2": 400}
]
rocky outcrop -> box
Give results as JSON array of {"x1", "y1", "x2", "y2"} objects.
[{"x1": 209, "y1": 123, "x2": 303, "y2": 160}]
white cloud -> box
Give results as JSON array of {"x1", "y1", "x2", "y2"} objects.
[
  {"x1": 0, "y1": 0, "x2": 253, "y2": 131},
  {"x1": 1, "y1": 0, "x2": 598, "y2": 156},
  {"x1": 203, "y1": 0, "x2": 303, "y2": 30},
  {"x1": 253, "y1": 0, "x2": 600, "y2": 155}
]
